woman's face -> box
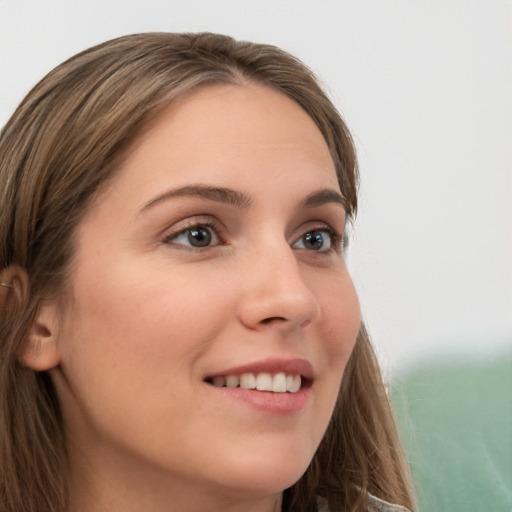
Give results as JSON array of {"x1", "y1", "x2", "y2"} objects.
[{"x1": 49, "y1": 84, "x2": 361, "y2": 507}]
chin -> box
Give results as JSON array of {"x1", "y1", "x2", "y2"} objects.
[{"x1": 209, "y1": 441, "x2": 313, "y2": 497}]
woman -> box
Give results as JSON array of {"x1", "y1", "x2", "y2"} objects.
[{"x1": 0, "y1": 33, "x2": 414, "y2": 512}]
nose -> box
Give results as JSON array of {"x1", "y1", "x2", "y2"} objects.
[{"x1": 237, "y1": 244, "x2": 321, "y2": 333}]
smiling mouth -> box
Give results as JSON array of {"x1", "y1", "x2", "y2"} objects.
[{"x1": 204, "y1": 372, "x2": 311, "y2": 394}]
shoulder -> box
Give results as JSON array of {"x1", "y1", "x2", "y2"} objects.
[
  {"x1": 366, "y1": 493, "x2": 412, "y2": 512},
  {"x1": 316, "y1": 493, "x2": 412, "y2": 512}
]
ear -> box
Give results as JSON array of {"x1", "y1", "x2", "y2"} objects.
[
  {"x1": 19, "y1": 300, "x2": 62, "y2": 371},
  {"x1": 2, "y1": 265, "x2": 62, "y2": 372}
]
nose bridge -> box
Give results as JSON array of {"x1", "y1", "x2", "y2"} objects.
[{"x1": 237, "y1": 234, "x2": 320, "y2": 331}]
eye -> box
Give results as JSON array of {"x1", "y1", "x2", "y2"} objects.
[
  {"x1": 292, "y1": 228, "x2": 337, "y2": 252},
  {"x1": 165, "y1": 223, "x2": 221, "y2": 248}
]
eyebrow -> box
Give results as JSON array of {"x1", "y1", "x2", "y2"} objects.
[
  {"x1": 141, "y1": 185, "x2": 253, "y2": 212},
  {"x1": 300, "y1": 188, "x2": 348, "y2": 211},
  {"x1": 140, "y1": 184, "x2": 347, "y2": 214}
]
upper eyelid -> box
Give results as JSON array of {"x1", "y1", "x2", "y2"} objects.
[
  {"x1": 161, "y1": 217, "x2": 224, "y2": 242},
  {"x1": 295, "y1": 225, "x2": 340, "y2": 241},
  {"x1": 293, "y1": 220, "x2": 343, "y2": 238}
]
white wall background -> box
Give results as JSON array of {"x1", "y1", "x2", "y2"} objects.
[{"x1": 1, "y1": 0, "x2": 511, "y2": 376}]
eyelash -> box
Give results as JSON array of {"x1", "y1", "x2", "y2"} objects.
[
  {"x1": 296, "y1": 225, "x2": 342, "y2": 254},
  {"x1": 162, "y1": 220, "x2": 224, "y2": 250},
  {"x1": 162, "y1": 219, "x2": 343, "y2": 254}
]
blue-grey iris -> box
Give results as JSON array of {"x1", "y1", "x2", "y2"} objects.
[
  {"x1": 303, "y1": 231, "x2": 325, "y2": 251},
  {"x1": 188, "y1": 227, "x2": 212, "y2": 247}
]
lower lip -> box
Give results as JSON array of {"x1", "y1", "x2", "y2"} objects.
[{"x1": 206, "y1": 384, "x2": 311, "y2": 415}]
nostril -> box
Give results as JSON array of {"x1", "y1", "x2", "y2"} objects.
[
  {"x1": 260, "y1": 316, "x2": 287, "y2": 325},
  {"x1": 260, "y1": 317, "x2": 311, "y2": 328}
]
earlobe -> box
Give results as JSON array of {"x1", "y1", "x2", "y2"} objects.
[
  {"x1": 1, "y1": 265, "x2": 62, "y2": 371},
  {"x1": 19, "y1": 302, "x2": 61, "y2": 371}
]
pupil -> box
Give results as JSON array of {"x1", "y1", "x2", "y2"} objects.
[
  {"x1": 188, "y1": 227, "x2": 211, "y2": 247},
  {"x1": 304, "y1": 232, "x2": 324, "y2": 250}
]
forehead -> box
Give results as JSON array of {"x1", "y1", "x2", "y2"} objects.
[
  {"x1": 144, "y1": 84, "x2": 329, "y2": 150},
  {"x1": 90, "y1": 84, "x2": 339, "y2": 216}
]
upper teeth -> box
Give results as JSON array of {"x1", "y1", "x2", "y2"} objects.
[{"x1": 211, "y1": 372, "x2": 301, "y2": 393}]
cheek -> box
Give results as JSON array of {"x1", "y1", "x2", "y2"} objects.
[
  {"x1": 308, "y1": 272, "x2": 360, "y2": 428},
  {"x1": 317, "y1": 272, "x2": 361, "y2": 364},
  {"x1": 55, "y1": 263, "x2": 239, "y2": 458},
  {"x1": 58, "y1": 260, "x2": 237, "y2": 403},
  {"x1": 74, "y1": 254, "x2": 235, "y2": 340}
]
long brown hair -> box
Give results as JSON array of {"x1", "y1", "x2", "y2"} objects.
[{"x1": 0, "y1": 32, "x2": 414, "y2": 512}]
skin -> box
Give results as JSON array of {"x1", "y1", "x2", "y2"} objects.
[{"x1": 27, "y1": 84, "x2": 361, "y2": 512}]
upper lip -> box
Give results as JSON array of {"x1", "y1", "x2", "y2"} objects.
[{"x1": 205, "y1": 358, "x2": 314, "y2": 380}]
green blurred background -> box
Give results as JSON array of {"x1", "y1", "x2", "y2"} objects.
[{"x1": 392, "y1": 351, "x2": 512, "y2": 512}]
